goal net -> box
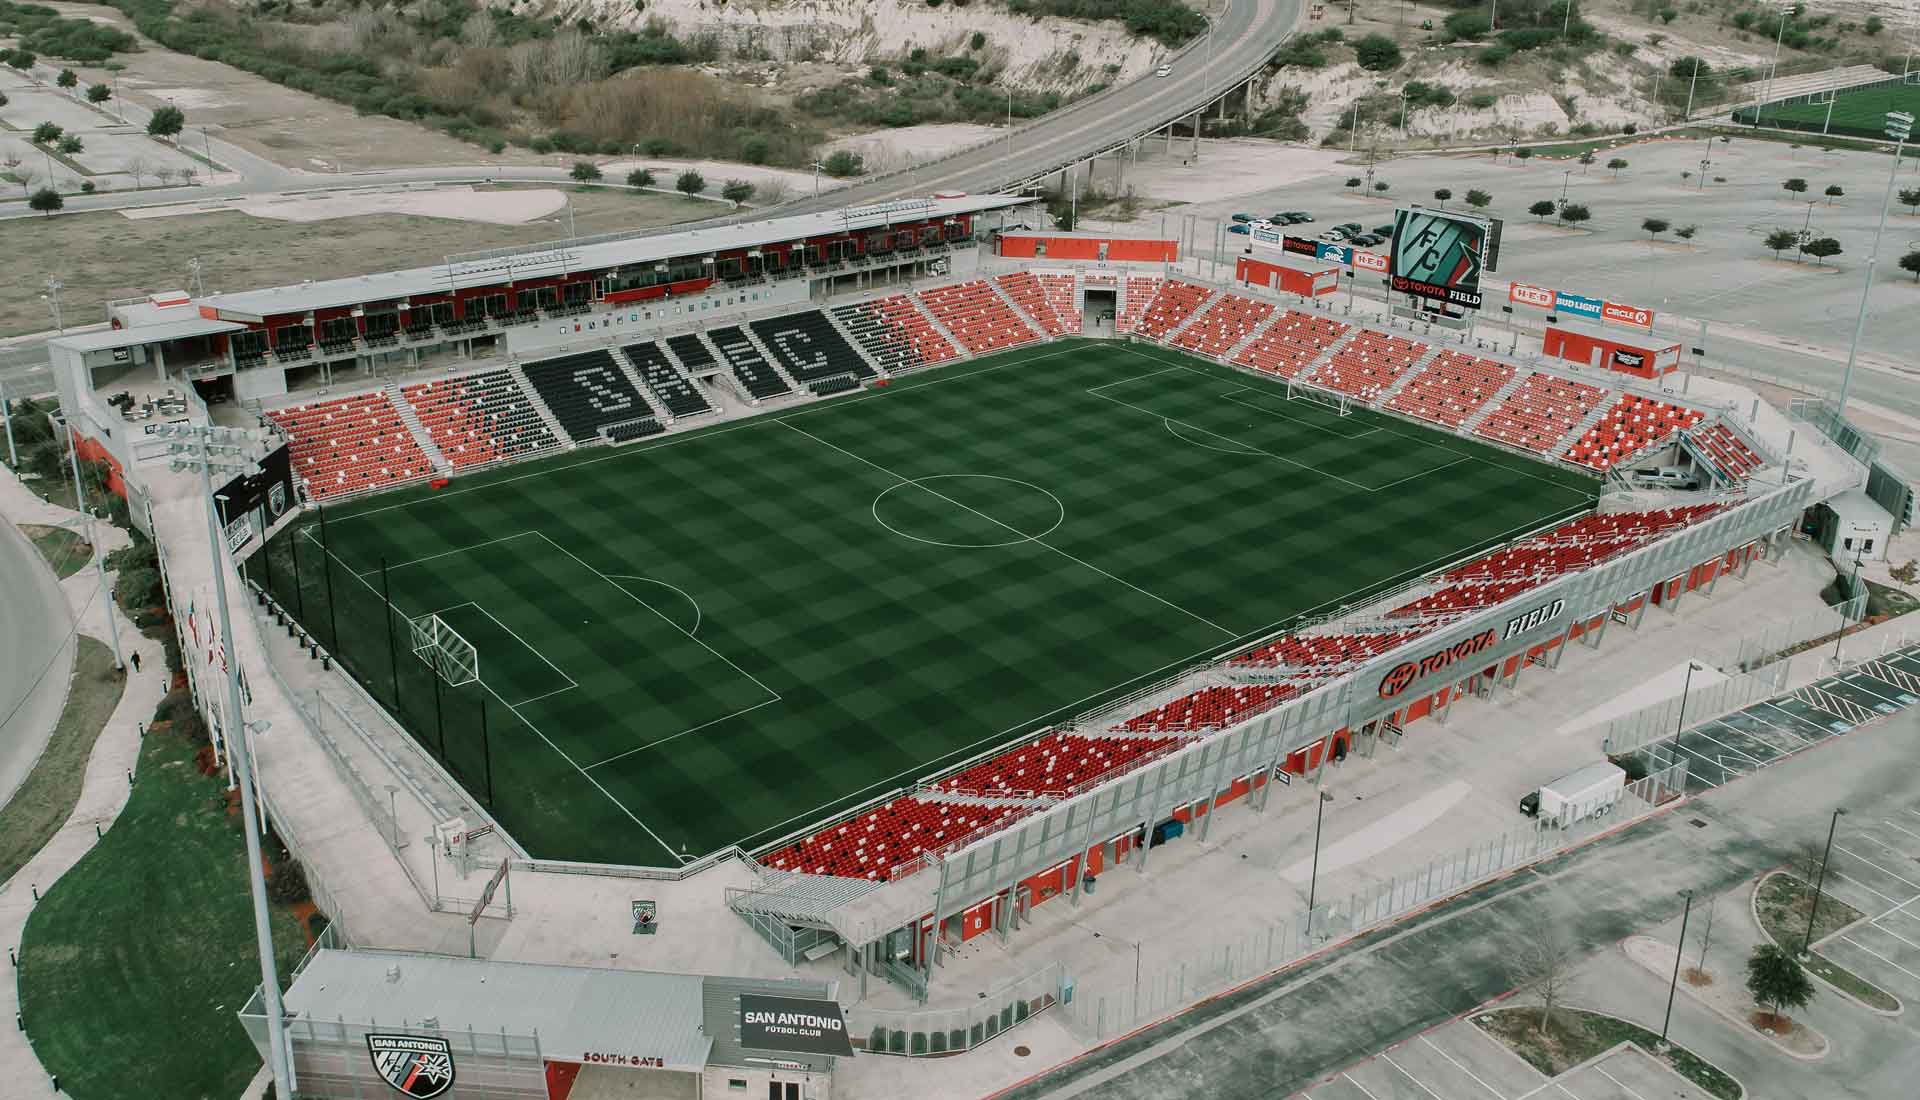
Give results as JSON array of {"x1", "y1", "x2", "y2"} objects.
[
  {"x1": 1286, "y1": 379, "x2": 1353, "y2": 417},
  {"x1": 411, "y1": 612, "x2": 479, "y2": 686}
]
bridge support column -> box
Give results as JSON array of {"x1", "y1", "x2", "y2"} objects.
[
  {"x1": 1191, "y1": 111, "x2": 1201, "y2": 158},
  {"x1": 1246, "y1": 77, "x2": 1255, "y2": 119},
  {"x1": 1165, "y1": 124, "x2": 1174, "y2": 154}
]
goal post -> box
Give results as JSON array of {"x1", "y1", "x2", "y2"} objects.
[
  {"x1": 1285, "y1": 379, "x2": 1353, "y2": 417},
  {"x1": 411, "y1": 612, "x2": 479, "y2": 686}
]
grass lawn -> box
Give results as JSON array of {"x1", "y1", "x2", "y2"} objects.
[
  {"x1": 18, "y1": 522, "x2": 91, "y2": 580},
  {"x1": 1754, "y1": 871, "x2": 1899, "y2": 1010},
  {"x1": 256, "y1": 340, "x2": 1595, "y2": 864},
  {"x1": 1476, "y1": 1006, "x2": 1743, "y2": 1100},
  {"x1": 16, "y1": 710, "x2": 306, "y2": 1100},
  {"x1": 1735, "y1": 82, "x2": 1920, "y2": 141},
  {"x1": 0, "y1": 637, "x2": 120, "y2": 884}
]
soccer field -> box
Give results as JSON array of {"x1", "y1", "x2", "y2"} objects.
[
  {"x1": 1735, "y1": 80, "x2": 1920, "y2": 140},
  {"x1": 257, "y1": 340, "x2": 1596, "y2": 865}
]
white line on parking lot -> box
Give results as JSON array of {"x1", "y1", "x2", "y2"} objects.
[
  {"x1": 1341, "y1": 1072, "x2": 1384, "y2": 1100},
  {"x1": 1882, "y1": 820, "x2": 1920, "y2": 843},
  {"x1": 1865, "y1": 918, "x2": 1920, "y2": 953},
  {"x1": 1840, "y1": 936, "x2": 1920, "y2": 985},
  {"x1": 1826, "y1": 868, "x2": 1903, "y2": 905},
  {"x1": 1381, "y1": 1052, "x2": 1447, "y2": 1100},
  {"x1": 1835, "y1": 845, "x2": 1920, "y2": 891},
  {"x1": 1854, "y1": 833, "x2": 1920, "y2": 874},
  {"x1": 1421, "y1": 1035, "x2": 1509, "y2": 1099},
  {"x1": 1594, "y1": 1065, "x2": 1652, "y2": 1100}
]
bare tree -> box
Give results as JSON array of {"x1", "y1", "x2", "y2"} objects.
[
  {"x1": 1795, "y1": 840, "x2": 1824, "y2": 886},
  {"x1": 756, "y1": 177, "x2": 791, "y2": 204},
  {"x1": 1690, "y1": 898, "x2": 1718, "y2": 981},
  {"x1": 124, "y1": 154, "x2": 151, "y2": 190},
  {"x1": 1509, "y1": 918, "x2": 1579, "y2": 1036},
  {"x1": 459, "y1": 9, "x2": 498, "y2": 49},
  {"x1": 155, "y1": 166, "x2": 177, "y2": 188},
  {"x1": 180, "y1": 165, "x2": 198, "y2": 187}
]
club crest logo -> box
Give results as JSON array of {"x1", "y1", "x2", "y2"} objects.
[{"x1": 368, "y1": 1034, "x2": 456, "y2": 1098}]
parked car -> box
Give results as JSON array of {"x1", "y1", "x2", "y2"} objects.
[
  {"x1": 1336, "y1": 222, "x2": 1363, "y2": 235},
  {"x1": 1353, "y1": 233, "x2": 1386, "y2": 247},
  {"x1": 1320, "y1": 230, "x2": 1349, "y2": 243},
  {"x1": 1228, "y1": 223, "x2": 1250, "y2": 234},
  {"x1": 1629, "y1": 465, "x2": 1702, "y2": 491},
  {"x1": 1289, "y1": 211, "x2": 1315, "y2": 222},
  {"x1": 1372, "y1": 224, "x2": 1394, "y2": 236},
  {"x1": 1231, "y1": 212, "x2": 1255, "y2": 223}
]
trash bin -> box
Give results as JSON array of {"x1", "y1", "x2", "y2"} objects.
[{"x1": 1083, "y1": 875, "x2": 1096, "y2": 895}]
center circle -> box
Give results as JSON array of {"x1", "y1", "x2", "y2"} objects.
[{"x1": 871, "y1": 474, "x2": 1065, "y2": 549}]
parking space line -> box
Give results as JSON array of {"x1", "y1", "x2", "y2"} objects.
[
  {"x1": 1381, "y1": 1052, "x2": 1447, "y2": 1100},
  {"x1": 1853, "y1": 835, "x2": 1920, "y2": 878},
  {"x1": 1758, "y1": 701, "x2": 1833, "y2": 738},
  {"x1": 1882, "y1": 820, "x2": 1920, "y2": 843},
  {"x1": 1740, "y1": 705, "x2": 1818, "y2": 744},
  {"x1": 1422, "y1": 1035, "x2": 1509, "y2": 1099},
  {"x1": 1836, "y1": 845, "x2": 1920, "y2": 891},
  {"x1": 1864, "y1": 918, "x2": 1920, "y2": 953},
  {"x1": 1594, "y1": 1066, "x2": 1651, "y2": 1100},
  {"x1": 1840, "y1": 936, "x2": 1920, "y2": 985},
  {"x1": 1687, "y1": 723, "x2": 1770, "y2": 765},
  {"x1": 1827, "y1": 868, "x2": 1903, "y2": 905},
  {"x1": 1840, "y1": 675, "x2": 1907, "y2": 708},
  {"x1": 1342, "y1": 1072, "x2": 1384, "y2": 1100}
]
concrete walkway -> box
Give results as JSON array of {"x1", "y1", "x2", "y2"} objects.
[{"x1": 0, "y1": 468, "x2": 163, "y2": 1100}]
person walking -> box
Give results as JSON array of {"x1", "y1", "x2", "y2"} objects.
[{"x1": 130, "y1": 651, "x2": 141, "y2": 673}]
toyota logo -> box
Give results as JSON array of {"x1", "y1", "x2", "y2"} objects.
[{"x1": 1379, "y1": 662, "x2": 1418, "y2": 699}]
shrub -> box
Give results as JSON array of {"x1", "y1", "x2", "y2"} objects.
[
  {"x1": 266, "y1": 857, "x2": 310, "y2": 906},
  {"x1": 85, "y1": 83, "x2": 111, "y2": 103},
  {"x1": 970, "y1": 31, "x2": 987, "y2": 49},
  {"x1": 56, "y1": 135, "x2": 82, "y2": 154},
  {"x1": 868, "y1": 65, "x2": 892, "y2": 85},
  {"x1": 146, "y1": 104, "x2": 185, "y2": 140},
  {"x1": 29, "y1": 187, "x2": 62, "y2": 215},
  {"x1": 32, "y1": 121, "x2": 62, "y2": 144},
  {"x1": 569, "y1": 160, "x2": 601, "y2": 181},
  {"x1": 1866, "y1": 14, "x2": 1884, "y2": 34},
  {"x1": 626, "y1": 167, "x2": 654, "y2": 188},
  {"x1": 1468, "y1": 91, "x2": 1498, "y2": 109},
  {"x1": 1354, "y1": 33, "x2": 1403, "y2": 71},
  {"x1": 721, "y1": 178, "x2": 755, "y2": 204},
  {"x1": 675, "y1": 169, "x2": 705, "y2": 195},
  {"x1": 822, "y1": 150, "x2": 864, "y2": 177},
  {"x1": 1479, "y1": 44, "x2": 1514, "y2": 66},
  {"x1": 79, "y1": 179, "x2": 95, "y2": 193},
  {"x1": 1529, "y1": 198, "x2": 1556, "y2": 219}
]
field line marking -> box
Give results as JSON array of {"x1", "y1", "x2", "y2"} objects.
[
  {"x1": 295, "y1": 525, "x2": 683, "y2": 863},
  {"x1": 357, "y1": 529, "x2": 541, "y2": 576},
  {"x1": 777, "y1": 419, "x2": 1236, "y2": 638},
  {"x1": 1084, "y1": 387, "x2": 1378, "y2": 491},
  {"x1": 325, "y1": 341, "x2": 1089, "y2": 525},
  {"x1": 1420, "y1": 1034, "x2": 1510, "y2": 1099},
  {"x1": 459, "y1": 600, "x2": 579, "y2": 693},
  {"x1": 1083, "y1": 364, "x2": 1186, "y2": 394},
  {"x1": 583, "y1": 697, "x2": 784, "y2": 771},
  {"x1": 1163, "y1": 417, "x2": 1264, "y2": 455},
  {"x1": 1371, "y1": 455, "x2": 1477, "y2": 492},
  {"x1": 533, "y1": 531, "x2": 783, "y2": 701},
  {"x1": 1215, "y1": 386, "x2": 1384, "y2": 440},
  {"x1": 605, "y1": 574, "x2": 703, "y2": 635},
  {"x1": 1378, "y1": 1052, "x2": 1446, "y2": 1100},
  {"x1": 511, "y1": 685, "x2": 578, "y2": 707}
]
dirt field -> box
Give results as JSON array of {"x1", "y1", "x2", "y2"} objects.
[{"x1": 0, "y1": 186, "x2": 705, "y2": 336}]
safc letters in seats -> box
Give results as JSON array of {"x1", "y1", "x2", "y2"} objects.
[{"x1": 367, "y1": 1034, "x2": 456, "y2": 1098}]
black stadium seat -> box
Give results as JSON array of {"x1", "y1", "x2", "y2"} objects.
[
  {"x1": 622, "y1": 341, "x2": 712, "y2": 418},
  {"x1": 708, "y1": 326, "x2": 791, "y2": 399},
  {"x1": 748, "y1": 310, "x2": 873, "y2": 385},
  {"x1": 519, "y1": 350, "x2": 653, "y2": 444},
  {"x1": 667, "y1": 334, "x2": 718, "y2": 373}
]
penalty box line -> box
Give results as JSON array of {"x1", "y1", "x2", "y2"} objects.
[{"x1": 428, "y1": 600, "x2": 578, "y2": 708}]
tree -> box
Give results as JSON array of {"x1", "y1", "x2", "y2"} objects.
[
  {"x1": 1901, "y1": 250, "x2": 1920, "y2": 281},
  {"x1": 124, "y1": 155, "x2": 150, "y2": 190},
  {"x1": 1345, "y1": 176, "x2": 1362, "y2": 191},
  {"x1": 569, "y1": 160, "x2": 602, "y2": 181},
  {"x1": 1529, "y1": 199, "x2": 1557, "y2": 220},
  {"x1": 154, "y1": 166, "x2": 176, "y2": 188},
  {"x1": 1901, "y1": 187, "x2": 1920, "y2": 214},
  {"x1": 86, "y1": 83, "x2": 111, "y2": 104},
  {"x1": 1434, "y1": 187, "x2": 1452, "y2": 208},
  {"x1": 1765, "y1": 228, "x2": 1799, "y2": 260},
  {"x1": 0, "y1": 92, "x2": 7, "y2": 109},
  {"x1": 675, "y1": 169, "x2": 705, "y2": 196},
  {"x1": 56, "y1": 135, "x2": 82, "y2": 155},
  {"x1": 1824, "y1": 184, "x2": 1843, "y2": 205},
  {"x1": 1746, "y1": 943, "x2": 1814, "y2": 1028},
  {"x1": 31, "y1": 121, "x2": 62, "y2": 145},
  {"x1": 1354, "y1": 34, "x2": 1403, "y2": 71},
  {"x1": 180, "y1": 166, "x2": 197, "y2": 187},
  {"x1": 1514, "y1": 147, "x2": 1533, "y2": 162},
  {"x1": 1866, "y1": 14, "x2": 1885, "y2": 34},
  {"x1": 1802, "y1": 237, "x2": 1842, "y2": 266},
  {"x1": 146, "y1": 104, "x2": 185, "y2": 141},
  {"x1": 626, "y1": 168, "x2": 653, "y2": 188},
  {"x1": 1578, "y1": 151, "x2": 1596, "y2": 173},
  {"x1": 1676, "y1": 224, "x2": 1698, "y2": 242},
  {"x1": 1690, "y1": 898, "x2": 1718, "y2": 981},
  {"x1": 721, "y1": 179, "x2": 756, "y2": 206},
  {"x1": 1465, "y1": 188, "x2": 1492, "y2": 210},
  {"x1": 1606, "y1": 157, "x2": 1628, "y2": 178},
  {"x1": 1669, "y1": 56, "x2": 1712, "y2": 82},
  {"x1": 56, "y1": 68, "x2": 76, "y2": 92},
  {"x1": 28, "y1": 187, "x2": 62, "y2": 216},
  {"x1": 1373, "y1": 179, "x2": 1390, "y2": 193},
  {"x1": 1643, "y1": 216, "x2": 1670, "y2": 240},
  {"x1": 1782, "y1": 177, "x2": 1808, "y2": 197},
  {"x1": 1510, "y1": 918, "x2": 1578, "y2": 1036},
  {"x1": 1560, "y1": 202, "x2": 1591, "y2": 228},
  {"x1": 6, "y1": 50, "x2": 34, "y2": 71}
]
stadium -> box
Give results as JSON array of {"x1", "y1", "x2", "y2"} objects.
[{"x1": 41, "y1": 186, "x2": 1902, "y2": 1096}]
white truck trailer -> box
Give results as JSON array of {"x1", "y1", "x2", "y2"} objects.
[{"x1": 1519, "y1": 762, "x2": 1627, "y2": 826}]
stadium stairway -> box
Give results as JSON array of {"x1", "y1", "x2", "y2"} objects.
[
  {"x1": 1550, "y1": 384, "x2": 1626, "y2": 458},
  {"x1": 1456, "y1": 367, "x2": 1534, "y2": 435},
  {"x1": 607, "y1": 346, "x2": 672, "y2": 423},
  {"x1": 906, "y1": 293, "x2": 970, "y2": 360},
  {"x1": 736, "y1": 326, "x2": 805, "y2": 394},
  {"x1": 622, "y1": 340, "x2": 714, "y2": 419},
  {"x1": 1219, "y1": 305, "x2": 1287, "y2": 364},
  {"x1": 987, "y1": 274, "x2": 1057, "y2": 337},
  {"x1": 702, "y1": 328, "x2": 793, "y2": 404},
  {"x1": 1293, "y1": 325, "x2": 1361, "y2": 382},
  {"x1": 507, "y1": 362, "x2": 574, "y2": 448},
  {"x1": 1172, "y1": 292, "x2": 1275, "y2": 360},
  {"x1": 386, "y1": 382, "x2": 453, "y2": 475},
  {"x1": 1151, "y1": 284, "x2": 1225, "y2": 345},
  {"x1": 821, "y1": 308, "x2": 889, "y2": 378},
  {"x1": 1367, "y1": 343, "x2": 1443, "y2": 410}
]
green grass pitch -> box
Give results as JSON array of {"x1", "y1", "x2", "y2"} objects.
[
  {"x1": 257, "y1": 339, "x2": 1597, "y2": 866},
  {"x1": 1736, "y1": 80, "x2": 1920, "y2": 140}
]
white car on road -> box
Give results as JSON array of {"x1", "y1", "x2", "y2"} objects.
[{"x1": 1155, "y1": 64, "x2": 1172, "y2": 77}]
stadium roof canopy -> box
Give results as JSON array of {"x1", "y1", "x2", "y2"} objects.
[
  {"x1": 197, "y1": 192, "x2": 1034, "y2": 320},
  {"x1": 51, "y1": 314, "x2": 245, "y2": 352}
]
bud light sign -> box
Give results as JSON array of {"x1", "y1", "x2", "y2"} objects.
[{"x1": 1553, "y1": 290, "x2": 1603, "y2": 320}]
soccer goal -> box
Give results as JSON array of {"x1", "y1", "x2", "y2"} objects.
[
  {"x1": 411, "y1": 612, "x2": 479, "y2": 686},
  {"x1": 1286, "y1": 379, "x2": 1353, "y2": 417}
]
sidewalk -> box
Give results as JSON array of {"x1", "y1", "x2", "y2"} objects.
[{"x1": 0, "y1": 471, "x2": 164, "y2": 1100}]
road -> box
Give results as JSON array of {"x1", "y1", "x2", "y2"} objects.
[{"x1": 0, "y1": 508, "x2": 76, "y2": 811}]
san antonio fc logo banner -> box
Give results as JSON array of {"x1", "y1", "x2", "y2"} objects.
[{"x1": 367, "y1": 1034, "x2": 456, "y2": 1098}]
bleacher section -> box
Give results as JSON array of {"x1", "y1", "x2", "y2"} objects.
[
  {"x1": 1564, "y1": 394, "x2": 1705, "y2": 471},
  {"x1": 1133, "y1": 280, "x2": 1214, "y2": 341},
  {"x1": 1232, "y1": 310, "x2": 1349, "y2": 380},
  {"x1": 995, "y1": 272, "x2": 1074, "y2": 336},
  {"x1": 399, "y1": 369, "x2": 558, "y2": 470},
  {"x1": 666, "y1": 333, "x2": 719, "y2": 375},
  {"x1": 749, "y1": 310, "x2": 875, "y2": 395},
  {"x1": 830, "y1": 296, "x2": 961, "y2": 373},
  {"x1": 1307, "y1": 329, "x2": 1428, "y2": 403},
  {"x1": 1445, "y1": 504, "x2": 1721, "y2": 582},
  {"x1": 934, "y1": 731, "x2": 1182, "y2": 799},
  {"x1": 1230, "y1": 631, "x2": 1419, "y2": 670},
  {"x1": 916, "y1": 280, "x2": 1043, "y2": 353},
  {"x1": 1119, "y1": 684, "x2": 1295, "y2": 733},
  {"x1": 1473, "y1": 372, "x2": 1611, "y2": 454},
  {"x1": 1038, "y1": 273, "x2": 1082, "y2": 334},
  {"x1": 519, "y1": 350, "x2": 656, "y2": 443},
  {"x1": 1386, "y1": 350, "x2": 1516, "y2": 429},
  {"x1": 1388, "y1": 579, "x2": 1539, "y2": 619},
  {"x1": 1116, "y1": 278, "x2": 1161, "y2": 333},
  {"x1": 1172, "y1": 293, "x2": 1274, "y2": 357},
  {"x1": 761, "y1": 796, "x2": 1025, "y2": 881},
  {"x1": 621, "y1": 341, "x2": 712, "y2": 417},
  {"x1": 265, "y1": 392, "x2": 433, "y2": 500},
  {"x1": 708, "y1": 325, "x2": 793, "y2": 399},
  {"x1": 1692, "y1": 423, "x2": 1765, "y2": 480}
]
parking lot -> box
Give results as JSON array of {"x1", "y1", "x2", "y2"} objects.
[
  {"x1": 1297, "y1": 1016, "x2": 1714, "y2": 1100},
  {"x1": 1805, "y1": 798, "x2": 1920, "y2": 1004},
  {"x1": 1649, "y1": 642, "x2": 1920, "y2": 792}
]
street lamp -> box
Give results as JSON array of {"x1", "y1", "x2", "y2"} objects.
[
  {"x1": 810, "y1": 161, "x2": 824, "y2": 198},
  {"x1": 1801, "y1": 808, "x2": 1848, "y2": 956},
  {"x1": 41, "y1": 275, "x2": 63, "y2": 332},
  {"x1": 1304, "y1": 787, "x2": 1334, "y2": 938},
  {"x1": 154, "y1": 425, "x2": 293, "y2": 1100},
  {"x1": 1833, "y1": 538, "x2": 1868, "y2": 663},
  {"x1": 1835, "y1": 110, "x2": 1913, "y2": 417},
  {"x1": 1661, "y1": 889, "x2": 1694, "y2": 1045},
  {"x1": 1760, "y1": 1, "x2": 1795, "y2": 128},
  {"x1": 1674, "y1": 659, "x2": 1702, "y2": 737}
]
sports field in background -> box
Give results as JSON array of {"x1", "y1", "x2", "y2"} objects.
[
  {"x1": 256, "y1": 340, "x2": 1597, "y2": 866},
  {"x1": 1735, "y1": 79, "x2": 1920, "y2": 140}
]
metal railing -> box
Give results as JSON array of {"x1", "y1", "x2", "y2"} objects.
[{"x1": 850, "y1": 962, "x2": 1064, "y2": 1056}]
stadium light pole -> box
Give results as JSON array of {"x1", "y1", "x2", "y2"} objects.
[
  {"x1": 1674, "y1": 659, "x2": 1701, "y2": 737},
  {"x1": 1661, "y1": 889, "x2": 1693, "y2": 1046},
  {"x1": 1802, "y1": 808, "x2": 1847, "y2": 956},
  {"x1": 159, "y1": 425, "x2": 293, "y2": 1100},
  {"x1": 1304, "y1": 787, "x2": 1333, "y2": 938},
  {"x1": 1683, "y1": 58, "x2": 1700, "y2": 121},
  {"x1": 1834, "y1": 110, "x2": 1912, "y2": 418},
  {"x1": 1761, "y1": 1, "x2": 1793, "y2": 127}
]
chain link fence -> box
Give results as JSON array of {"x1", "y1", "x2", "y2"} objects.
[{"x1": 1058, "y1": 764, "x2": 1685, "y2": 1042}]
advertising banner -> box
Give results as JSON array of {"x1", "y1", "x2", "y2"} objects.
[
  {"x1": 1253, "y1": 225, "x2": 1281, "y2": 245},
  {"x1": 1316, "y1": 242, "x2": 1353, "y2": 266},
  {"x1": 1601, "y1": 300, "x2": 1654, "y2": 329},
  {"x1": 1354, "y1": 250, "x2": 1389, "y2": 273},
  {"x1": 1282, "y1": 235, "x2": 1319, "y2": 258},
  {"x1": 739, "y1": 995, "x2": 855, "y2": 1057},
  {"x1": 1552, "y1": 290, "x2": 1604, "y2": 320},
  {"x1": 1509, "y1": 283, "x2": 1554, "y2": 310}
]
